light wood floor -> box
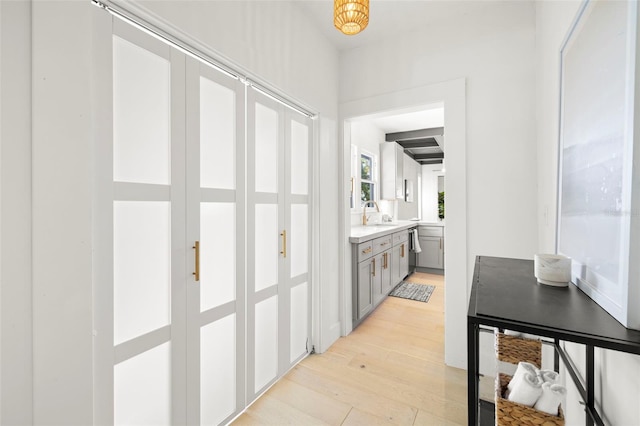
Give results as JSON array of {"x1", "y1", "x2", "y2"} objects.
[{"x1": 232, "y1": 272, "x2": 467, "y2": 425}]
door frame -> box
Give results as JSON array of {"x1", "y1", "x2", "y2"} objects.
[{"x1": 338, "y1": 78, "x2": 469, "y2": 369}]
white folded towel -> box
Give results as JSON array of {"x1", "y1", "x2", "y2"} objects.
[
  {"x1": 507, "y1": 372, "x2": 543, "y2": 407},
  {"x1": 538, "y1": 370, "x2": 560, "y2": 384},
  {"x1": 412, "y1": 229, "x2": 422, "y2": 253},
  {"x1": 534, "y1": 382, "x2": 566, "y2": 415},
  {"x1": 507, "y1": 362, "x2": 539, "y2": 391}
]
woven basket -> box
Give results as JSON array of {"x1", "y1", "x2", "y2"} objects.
[
  {"x1": 496, "y1": 374, "x2": 564, "y2": 426},
  {"x1": 496, "y1": 333, "x2": 542, "y2": 368}
]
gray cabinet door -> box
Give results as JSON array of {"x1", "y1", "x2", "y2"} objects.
[
  {"x1": 391, "y1": 244, "x2": 402, "y2": 286},
  {"x1": 418, "y1": 236, "x2": 443, "y2": 269},
  {"x1": 399, "y1": 241, "x2": 410, "y2": 279},
  {"x1": 377, "y1": 251, "x2": 392, "y2": 303},
  {"x1": 371, "y1": 253, "x2": 385, "y2": 306},
  {"x1": 357, "y1": 259, "x2": 373, "y2": 320}
]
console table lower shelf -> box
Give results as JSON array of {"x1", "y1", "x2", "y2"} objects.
[{"x1": 467, "y1": 256, "x2": 640, "y2": 426}]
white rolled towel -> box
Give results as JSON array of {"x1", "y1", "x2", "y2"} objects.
[
  {"x1": 508, "y1": 372, "x2": 543, "y2": 407},
  {"x1": 412, "y1": 229, "x2": 422, "y2": 253},
  {"x1": 538, "y1": 370, "x2": 560, "y2": 384},
  {"x1": 507, "y1": 362, "x2": 539, "y2": 392},
  {"x1": 534, "y1": 382, "x2": 566, "y2": 415}
]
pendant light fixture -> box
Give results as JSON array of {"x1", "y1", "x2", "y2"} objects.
[{"x1": 334, "y1": 0, "x2": 369, "y2": 36}]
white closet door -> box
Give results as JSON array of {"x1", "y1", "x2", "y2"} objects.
[
  {"x1": 247, "y1": 90, "x2": 285, "y2": 399},
  {"x1": 286, "y1": 112, "x2": 313, "y2": 365},
  {"x1": 95, "y1": 16, "x2": 313, "y2": 425},
  {"x1": 247, "y1": 88, "x2": 312, "y2": 402},
  {"x1": 102, "y1": 19, "x2": 188, "y2": 425},
  {"x1": 185, "y1": 60, "x2": 245, "y2": 426}
]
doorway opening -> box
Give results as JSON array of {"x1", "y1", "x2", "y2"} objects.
[{"x1": 338, "y1": 79, "x2": 468, "y2": 369}]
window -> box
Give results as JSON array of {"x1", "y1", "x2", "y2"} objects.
[
  {"x1": 350, "y1": 146, "x2": 378, "y2": 211},
  {"x1": 360, "y1": 152, "x2": 376, "y2": 206}
]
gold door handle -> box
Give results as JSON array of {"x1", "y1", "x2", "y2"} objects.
[
  {"x1": 372, "y1": 258, "x2": 376, "y2": 277},
  {"x1": 401, "y1": 243, "x2": 405, "y2": 258},
  {"x1": 384, "y1": 252, "x2": 388, "y2": 269},
  {"x1": 280, "y1": 230, "x2": 287, "y2": 258},
  {"x1": 193, "y1": 241, "x2": 200, "y2": 281},
  {"x1": 362, "y1": 247, "x2": 372, "y2": 255}
]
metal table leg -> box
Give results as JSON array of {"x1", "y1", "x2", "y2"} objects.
[{"x1": 467, "y1": 320, "x2": 479, "y2": 425}]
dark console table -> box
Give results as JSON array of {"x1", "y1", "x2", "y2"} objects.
[{"x1": 467, "y1": 256, "x2": 640, "y2": 426}]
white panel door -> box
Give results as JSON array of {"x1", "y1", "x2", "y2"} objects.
[
  {"x1": 96, "y1": 16, "x2": 312, "y2": 426},
  {"x1": 185, "y1": 59, "x2": 246, "y2": 426},
  {"x1": 247, "y1": 91, "x2": 285, "y2": 399},
  {"x1": 286, "y1": 112, "x2": 313, "y2": 365},
  {"x1": 95, "y1": 18, "x2": 188, "y2": 425},
  {"x1": 247, "y1": 89, "x2": 312, "y2": 402}
]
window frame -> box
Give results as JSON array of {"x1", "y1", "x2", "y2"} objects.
[{"x1": 350, "y1": 146, "x2": 379, "y2": 213}]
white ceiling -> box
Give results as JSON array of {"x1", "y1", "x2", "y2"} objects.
[
  {"x1": 368, "y1": 108, "x2": 444, "y2": 133},
  {"x1": 296, "y1": 0, "x2": 506, "y2": 51}
]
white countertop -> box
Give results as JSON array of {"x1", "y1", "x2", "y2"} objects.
[
  {"x1": 349, "y1": 220, "x2": 418, "y2": 244},
  {"x1": 349, "y1": 220, "x2": 446, "y2": 243}
]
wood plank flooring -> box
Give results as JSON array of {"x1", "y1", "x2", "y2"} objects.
[{"x1": 232, "y1": 272, "x2": 467, "y2": 425}]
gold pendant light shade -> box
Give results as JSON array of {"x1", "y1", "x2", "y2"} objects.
[{"x1": 334, "y1": 0, "x2": 369, "y2": 35}]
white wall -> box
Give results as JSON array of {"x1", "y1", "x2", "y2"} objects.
[
  {"x1": 0, "y1": 0, "x2": 341, "y2": 421},
  {"x1": 422, "y1": 164, "x2": 444, "y2": 223},
  {"x1": 340, "y1": 1, "x2": 537, "y2": 368},
  {"x1": 351, "y1": 120, "x2": 384, "y2": 157},
  {"x1": 32, "y1": 2, "x2": 96, "y2": 423},
  {"x1": 535, "y1": 1, "x2": 640, "y2": 424},
  {"x1": 1, "y1": 1, "x2": 33, "y2": 423}
]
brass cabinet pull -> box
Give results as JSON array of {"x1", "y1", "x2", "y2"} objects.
[
  {"x1": 280, "y1": 230, "x2": 287, "y2": 258},
  {"x1": 362, "y1": 247, "x2": 372, "y2": 254},
  {"x1": 372, "y1": 258, "x2": 376, "y2": 277},
  {"x1": 401, "y1": 243, "x2": 405, "y2": 258},
  {"x1": 384, "y1": 252, "x2": 388, "y2": 269},
  {"x1": 193, "y1": 241, "x2": 200, "y2": 281}
]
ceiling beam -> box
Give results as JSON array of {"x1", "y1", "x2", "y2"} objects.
[
  {"x1": 417, "y1": 159, "x2": 443, "y2": 165},
  {"x1": 395, "y1": 138, "x2": 439, "y2": 148},
  {"x1": 385, "y1": 127, "x2": 444, "y2": 142},
  {"x1": 413, "y1": 152, "x2": 444, "y2": 160}
]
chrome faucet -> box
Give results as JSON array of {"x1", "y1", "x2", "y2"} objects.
[{"x1": 362, "y1": 201, "x2": 380, "y2": 225}]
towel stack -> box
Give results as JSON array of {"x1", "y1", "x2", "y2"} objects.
[{"x1": 505, "y1": 362, "x2": 566, "y2": 416}]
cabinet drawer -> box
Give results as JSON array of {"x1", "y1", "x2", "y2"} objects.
[
  {"x1": 357, "y1": 241, "x2": 374, "y2": 262},
  {"x1": 418, "y1": 226, "x2": 443, "y2": 237},
  {"x1": 372, "y1": 235, "x2": 393, "y2": 255},
  {"x1": 393, "y1": 230, "x2": 409, "y2": 246}
]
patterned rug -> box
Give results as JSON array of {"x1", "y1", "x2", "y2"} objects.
[{"x1": 389, "y1": 281, "x2": 435, "y2": 303}]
